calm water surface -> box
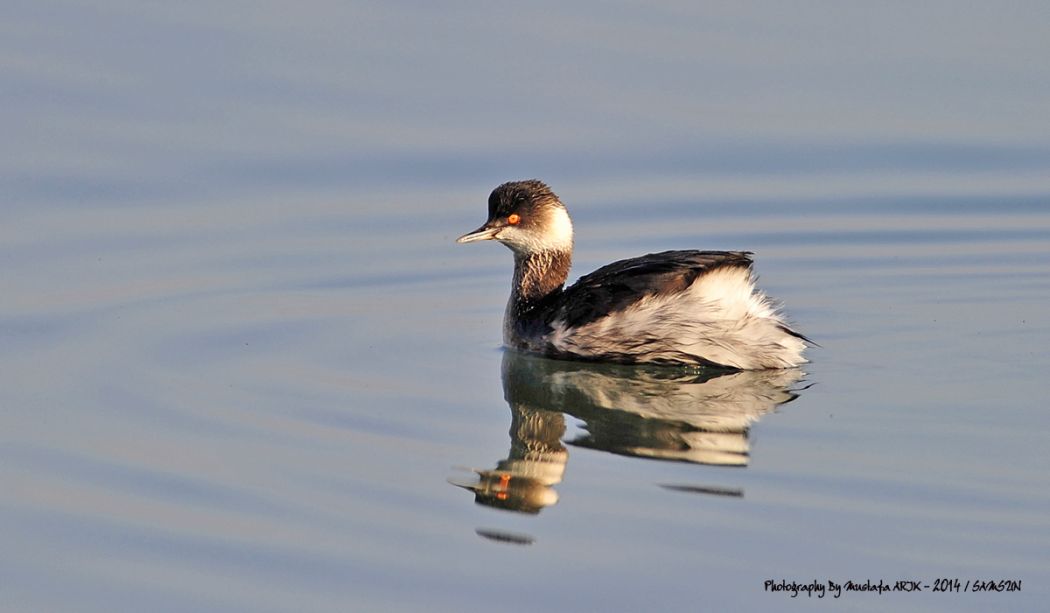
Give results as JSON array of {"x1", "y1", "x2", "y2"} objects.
[{"x1": 3, "y1": 3, "x2": 1049, "y2": 612}]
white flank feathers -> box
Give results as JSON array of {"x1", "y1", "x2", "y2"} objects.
[{"x1": 549, "y1": 266, "x2": 806, "y2": 369}]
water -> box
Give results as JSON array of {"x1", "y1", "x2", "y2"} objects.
[{"x1": 3, "y1": 3, "x2": 1049, "y2": 612}]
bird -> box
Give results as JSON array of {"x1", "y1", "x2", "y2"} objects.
[{"x1": 456, "y1": 180, "x2": 809, "y2": 369}]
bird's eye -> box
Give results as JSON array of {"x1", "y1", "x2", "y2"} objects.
[{"x1": 507, "y1": 213, "x2": 521, "y2": 225}]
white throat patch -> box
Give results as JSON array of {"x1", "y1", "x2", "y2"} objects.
[{"x1": 543, "y1": 206, "x2": 574, "y2": 251}]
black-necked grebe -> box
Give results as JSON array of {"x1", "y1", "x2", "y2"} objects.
[{"x1": 457, "y1": 180, "x2": 809, "y2": 369}]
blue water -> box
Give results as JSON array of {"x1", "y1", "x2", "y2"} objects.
[{"x1": 2, "y1": 3, "x2": 1049, "y2": 612}]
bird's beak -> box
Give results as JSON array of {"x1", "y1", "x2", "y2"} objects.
[{"x1": 456, "y1": 222, "x2": 500, "y2": 244}]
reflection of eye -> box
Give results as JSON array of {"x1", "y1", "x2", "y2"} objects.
[{"x1": 507, "y1": 213, "x2": 521, "y2": 225}]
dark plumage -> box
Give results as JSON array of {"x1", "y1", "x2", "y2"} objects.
[{"x1": 552, "y1": 250, "x2": 755, "y2": 329}]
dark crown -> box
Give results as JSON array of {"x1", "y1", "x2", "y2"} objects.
[{"x1": 488, "y1": 180, "x2": 561, "y2": 218}]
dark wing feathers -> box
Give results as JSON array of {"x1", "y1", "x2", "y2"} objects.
[{"x1": 550, "y1": 250, "x2": 753, "y2": 329}]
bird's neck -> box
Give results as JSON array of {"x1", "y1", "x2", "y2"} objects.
[{"x1": 510, "y1": 249, "x2": 572, "y2": 305}]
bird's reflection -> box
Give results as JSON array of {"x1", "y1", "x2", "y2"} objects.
[{"x1": 451, "y1": 351, "x2": 806, "y2": 514}]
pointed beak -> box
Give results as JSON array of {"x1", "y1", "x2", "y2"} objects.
[{"x1": 456, "y1": 222, "x2": 500, "y2": 244}]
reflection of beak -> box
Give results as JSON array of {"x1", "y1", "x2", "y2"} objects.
[{"x1": 456, "y1": 222, "x2": 500, "y2": 243}]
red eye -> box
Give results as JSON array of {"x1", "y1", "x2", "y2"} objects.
[{"x1": 507, "y1": 213, "x2": 521, "y2": 225}]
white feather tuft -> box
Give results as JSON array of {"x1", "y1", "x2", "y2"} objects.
[{"x1": 549, "y1": 266, "x2": 806, "y2": 369}]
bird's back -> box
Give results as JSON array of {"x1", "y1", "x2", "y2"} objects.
[{"x1": 510, "y1": 250, "x2": 807, "y2": 369}]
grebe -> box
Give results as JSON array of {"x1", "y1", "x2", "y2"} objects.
[{"x1": 457, "y1": 180, "x2": 809, "y2": 369}]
